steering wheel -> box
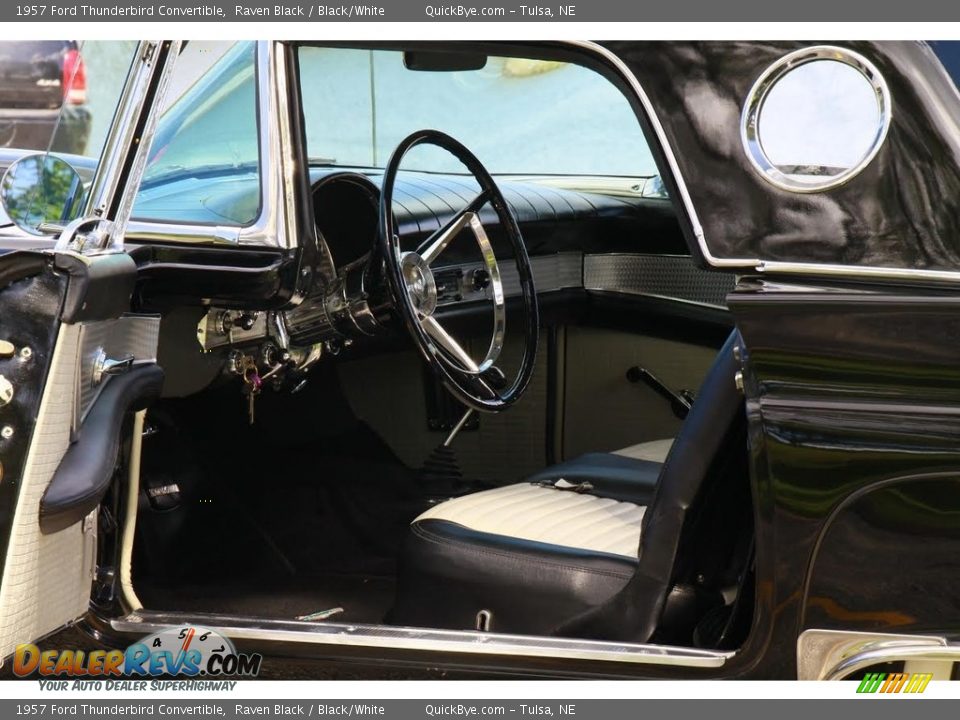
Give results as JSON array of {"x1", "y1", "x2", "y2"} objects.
[{"x1": 378, "y1": 130, "x2": 539, "y2": 413}]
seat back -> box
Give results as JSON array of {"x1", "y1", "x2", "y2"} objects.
[{"x1": 557, "y1": 330, "x2": 747, "y2": 643}]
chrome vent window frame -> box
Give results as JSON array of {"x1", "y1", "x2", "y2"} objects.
[{"x1": 124, "y1": 41, "x2": 290, "y2": 249}]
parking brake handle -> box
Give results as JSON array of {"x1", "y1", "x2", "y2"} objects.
[{"x1": 626, "y1": 366, "x2": 694, "y2": 420}]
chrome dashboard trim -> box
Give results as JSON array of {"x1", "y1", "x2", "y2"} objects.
[
  {"x1": 583, "y1": 253, "x2": 734, "y2": 309},
  {"x1": 435, "y1": 252, "x2": 582, "y2": 307},
  {"x1": 112, "y1": 609, "x2": 733, "y2": 668}
]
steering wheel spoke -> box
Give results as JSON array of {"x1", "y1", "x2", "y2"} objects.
[
  {"x1": 418, "y1": 190, "x2": 491, "y2": 265},
  {"x1": 420, "y1": 314, "x2": 479, "y2": 373}
]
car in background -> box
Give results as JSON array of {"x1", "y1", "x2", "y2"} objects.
[{"x1": 0, "y1": 41, "x2": 91, "y2": 156}]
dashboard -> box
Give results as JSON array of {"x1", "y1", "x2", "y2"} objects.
[{"x1": 189, "y1": 169, "x2": 733, "y2": 394}]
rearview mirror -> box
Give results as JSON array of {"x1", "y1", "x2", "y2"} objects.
[
  {"x1": 403, "y1": 50, "x2": 488, "y2": 72},
  {"x1": 0, "y1": 153, "x2": 86, "y2": 235}
]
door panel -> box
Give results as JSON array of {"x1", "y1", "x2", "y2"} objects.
[
  {"x1": 0, "y1": 255, "x2": 161, "y2": 659},
  {"x1": 561, "y1": 326, "x2": 717, "y2": 459},
  {"x1": 0, "y1": 323, "x2": 92, "y2": 660}
]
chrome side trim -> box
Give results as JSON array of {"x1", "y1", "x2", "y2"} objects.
[
  {"x1": 435, "y1": 252, "x2": 581, "y2": 307},
  {"x1": 568, "y1": 41, "x2": 960, "y2": 284},
  {"x1": 797, "y1": 629, "x2": 952, "y2": 681},
  {"x1": 758, "y1": 258, "x2": 960, "y2": 283},
  {"x1": 112, "y1": 610, "x2": 733, "y2": 668}
]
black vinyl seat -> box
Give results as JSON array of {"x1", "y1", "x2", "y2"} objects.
[{"x1": 390, "y1": 332, "x2": 745, "y2": 641}]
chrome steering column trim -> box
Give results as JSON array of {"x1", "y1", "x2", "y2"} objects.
[{"x1": 111, "y1": 610, "x2": 733, "y2": 668}]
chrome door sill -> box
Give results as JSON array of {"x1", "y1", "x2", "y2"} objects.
[{"x1": 112, "y1": 610, "x2": 733, "y2": 668}]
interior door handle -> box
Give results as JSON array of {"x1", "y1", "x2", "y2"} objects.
[{"x1": 92, "y1": 349, "x2": 135, "y2": 386}]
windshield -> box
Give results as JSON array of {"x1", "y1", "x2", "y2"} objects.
[{"x1": 297, "y1": 47, "x2": 657, "y2": 178}]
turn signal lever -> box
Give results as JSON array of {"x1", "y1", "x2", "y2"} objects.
[{"x1": 626, "y1": 366, "x2": 694, "y2": 420}]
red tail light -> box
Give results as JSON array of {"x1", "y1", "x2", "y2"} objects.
[{"x1": 62, "y1": 48, "x2": 87, "y2": 105}]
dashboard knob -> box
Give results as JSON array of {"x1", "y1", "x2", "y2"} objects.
[{"x1": 472, "y1": 268, "x2": 491, "y2": 292}]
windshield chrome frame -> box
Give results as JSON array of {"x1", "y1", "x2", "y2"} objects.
[{"x1": 123, "y1": 40, "x2": 293, "y2": 249}]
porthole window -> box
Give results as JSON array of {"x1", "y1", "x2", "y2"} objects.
[{"x1": 741, "y1": 46, "x2": 892, "y2": 193}]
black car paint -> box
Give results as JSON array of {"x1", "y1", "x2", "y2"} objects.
[
  {"x1": 605, "y1": 41, "x2": 960, "y2": 273},
  {"x1": 724, "y1": 283, "x2": 960, "y2": 677},
  {"x1": 573, "y1": 40, "x2": 960, "y2": 677}
]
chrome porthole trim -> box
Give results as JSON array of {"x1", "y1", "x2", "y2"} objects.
[{"x1": 740, "y1": 45, "x2": 892, "y2": 194}]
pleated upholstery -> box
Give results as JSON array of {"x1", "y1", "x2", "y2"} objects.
[{"x1": 414, "y1": 483, "x2": 645, "y2": 559}]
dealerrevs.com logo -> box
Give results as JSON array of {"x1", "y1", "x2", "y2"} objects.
[{"x1": 14, "y1": 626, "x2": 262, "y2": 681}]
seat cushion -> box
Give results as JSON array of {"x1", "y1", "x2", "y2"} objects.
[
  {"x1": 524, "y1": 439, "x2": 672, "y2": 506},
  {"x1": 415, "y1": 483, "x2": 646, "y2": 558},
  {"x1": 390, "y1": 484, "x2": 645, "y2": 634}
]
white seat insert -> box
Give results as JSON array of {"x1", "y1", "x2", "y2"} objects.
[
  {"x1": 613, "y1": 438, "x2": 674, "y2": 463},
  {"x1": 414, "y1": 483, "x2": 645, "y2": 559}
]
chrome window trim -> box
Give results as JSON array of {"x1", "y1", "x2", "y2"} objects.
[
  {"x1": 566, "y1": 41, "x2": 757, "y2": 273},
  {"x1": 83, "y1": 41, "x2": 163, "y2": 222},
  {"x1": 111, "y1": 610, "x2": 733, "y2": 668},
  {"x1": 125, "y1": 40, "x2": 288, "y2": 249},
  {"x1": 112, "y1": 42, "x2": 182, "y2": 249},
  {"x1": 740, "y1": 45, "x2": 892, "y2": 194}
]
